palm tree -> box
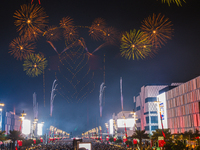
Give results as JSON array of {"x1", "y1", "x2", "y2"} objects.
[
  {"x1": 131, "y1": 129, "x2": 149, "y2": 150},
  {"x1": 0, "y1": 131, "x2": 6, "y2": 141},
  {"x1": 151, "y1": 128, "x2": 171, "y2": 141},
  {"x1": 182, "y1": 130, "x2": 194, "y2": 140},
  {"x1": 8, "y1": 130, "x2": 24, "y2": 149},
  {"x1": 171, "y1": 140, "x2": 186, "y2": 150}
]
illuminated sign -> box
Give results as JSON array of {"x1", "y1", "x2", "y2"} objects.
[
  {"x1": 117, "y1": 118, "x2": 135, "y2": 128},
  {"x1": 37, "y1": 123, "x2": 43, "y2": 136},
  {"x1": 78, "y1": 143, "x2": 91, "y2": 150},
  {"x1": 22, "y1": 119, "x2": 31, "y2": 135},
  {"x1": 157, "y1": 92, "x2": 168, "y2": 129}
]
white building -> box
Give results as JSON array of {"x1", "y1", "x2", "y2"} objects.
[
  {"x1": 134, "y1": 85, "x2": 171, "y2": 134},
  {"x1": 109, "y1": 111, "x2": 135, "y2": 137}
]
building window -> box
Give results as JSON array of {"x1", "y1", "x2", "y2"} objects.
[
  {"x1": 146, "y1": 117, "x2": 149, "y2": 124},
  {"x1": 144, "y1": 112, "x2": 149, "y2": 115},
  {"x1": 151, "y1": 116, "x2": 158, "y2": 123},
  {"x1": 145, "y1": 97, "x2": 157, "y2": 103},
  {"x1": 136, "y1": 106, "x2": 140, "y2": 111},
  {"x1": 137, "y1": 127, "x2": 141, "y2": 130},
  {"x1": 150, "y1": 111, "x2": 157, "y2": 114},
  {"x1": 136, "y1": 119, "x2": 141, "y2": 123},
  {"x1": 145, "y1": 126, "x2": 149, "y2": 131},
  {"x1": 151, "y1": 126, "x2": 158, "y2": 130}
]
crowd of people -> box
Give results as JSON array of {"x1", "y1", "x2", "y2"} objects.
[
  {"x1": 18, "y1": 141, "x2": 129, "y2": 150},
  {"x1": 92, "y1": 142, "x2": 127, "y2": 150}
]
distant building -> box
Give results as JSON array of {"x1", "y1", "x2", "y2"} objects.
[
  {"x1": 2, "y1": 111, "x2": 21, "y2": 134},
  {"x1": 109, "y1": 111, "x2": 135, "y2": 138}
]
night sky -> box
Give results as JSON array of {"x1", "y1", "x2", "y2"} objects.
[{"x1": 0, "y1": 0, "x2": 200, "y2": 136}]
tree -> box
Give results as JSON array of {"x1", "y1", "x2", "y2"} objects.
[
  {"x1": 8, "y1": 130, "x2": 24, "y2": 149},
  {"x1": 0, "y1": 131, "x2": 6, "y2": 141},
  {"x1": 194, "y1": 129, "x2": 200, "y2": 145},
  {"x1": 183, "y1": 130, "x2": 194, "y2": 140},
  {"x1": 171, "y1": 140, "x2": 186, "y2": 150},
  {"x1": 115, "y1": 138, "x2": 122, "y2": 144},
  {"x1": 131, "y1": 130, "x2": 149, "y2": 150},
  {"x1": 125, "y1": 140, "x2": 133, "y2": 147},
  {"x1": 164, "y1": 140, "x2": 174, "y2": 150},
  {"x1": 151, "y1": 129, "x2": 171, "y2": 141},
  {"x1": 109, "y1": 136, "x2": 114, "y2": 142}
]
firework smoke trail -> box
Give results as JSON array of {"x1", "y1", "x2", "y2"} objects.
[
  {"x1": 99, "y1": 82, "x2": 106, "y2": 117},
  {"x1": 120, "y1": 77, "x2": 123, "y2": 111},
  {"x1": 33, "y1": 92, "x2": 38, "y2": 119},
  {"x1": 50, "y1": 79, "x2": 58, "y2": 117}
]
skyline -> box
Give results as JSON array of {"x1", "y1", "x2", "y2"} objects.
[{"x1": 0, "y1": 0, "x2": 200, "y2": 135}]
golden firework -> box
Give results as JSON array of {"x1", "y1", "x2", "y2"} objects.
[
  {"x1": 161, "y1": 0, "x2": 186, "y2": 6},
  {"x1": 59, "y1": 16, "x2": 74, "y2": 28},
  {"x1": 9, "y1": 36, "x2": 36, "y2": 60},
  {"x1": 102, "y1": 27, "x2": 119, "y2": 44},
  {"x1": 23, "y1": 53, "x2": 48, "y2": 77},
  {"x1": 13, "y1": 4, "x2": 48, "y2": 38},
  {"x1": 141, "y1": 13, "x2": 173, "y2": 49},
  {"x1": 63, "y1": 27, "x2": 78, "y2": 43},
  {"x1": 120, "y1": 29, "x2": 152, "y2": 60},
  {"x1": 89, "y1": 18, "x2": 106, "y2": 41},
  {"x1": 44, "y1": 26, "x2": 61, "y2": 41}
]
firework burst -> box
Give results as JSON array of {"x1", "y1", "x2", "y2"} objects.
[
  {"x1": 102, "y1": 27, "x2": 119, "y2": 44},
  {"x1": 13, "y1": 4, "x2": 48, "y2": 38},
  {"x1": 63, "y1": 27, "x2": 79, "y2": 43},
  {"x1": 89, "y1": 18, "x2": 106, "y2": 41},
  {"x1": 44, "y1": 26, "x2": 61, "y2": 41},
  {"x1": 161, "y1": 0, "x2": 186, "y2": 6},
  {"x1": 120, "y1": 29, "x2": 152, "y2": 60},
  {"x1": 60, "y1": 16, "x2": 74, "y2": 28},
  {"x1": 9, "y1": 36, "x2": 36, "y2": 60},
  {"x1": 23, "y1": 53, "x2": 48, "y2": 77},
  {"x1": 141, "y1": 13, "x2": 173, "y2": 49}
]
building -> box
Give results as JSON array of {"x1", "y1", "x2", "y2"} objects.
[
  {"x1": 109, "y1": 111, "x2": 135, "y2": 138},
  {"x1": 158, "y1": 76, "x2": 200, "y2": 134},
  {"x1": 3, "y1": 111, "x2": 21, "y2": 134},
  {"x1": 134, "y1": 84, "x2": 175, "y2": 134}
]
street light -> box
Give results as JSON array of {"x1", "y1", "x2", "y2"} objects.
[
  {"x1": 0, "y1": 101, "x2": 5, "y2": 130},
  {"x1": 19, "y1": 110, "x2": 26, "y2": 132},
  {"x1": 154, "y1": 100, "x2": 165, "y2": 138},
  {"x1": 105, "y1": 123, "x2": 109, "y2": 141},
  {"x1": 33, "y1": 117, "x2": 38, "y2": 137},
  {"x1": 130, "y1": 109, "x2": 138, "y2": 131}
]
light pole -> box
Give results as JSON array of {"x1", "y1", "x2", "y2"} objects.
[
  {"x1": 19, "y1": 110, "x2": 26, "y2": 132},
  {"x1": 154, "y1": 100, "x2": 165, "y2": 138},
  {"x1": 130, "y1": 109, "x2": 140, "y2": 150},
  {"x1": 33, "y1": 117, "x2": 38, "y2": 138},
  {"x1": 0, "y1": 101, "x2": 5, "y2": 130},
  {"x1": 105, "y1": 123, "x2": 109, "y2": 141},
  {"x1": 154, "y1": 100, "x2": 166, "y2": 149}
]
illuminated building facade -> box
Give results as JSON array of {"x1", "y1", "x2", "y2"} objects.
[
  {"x1": 3, "y1": 111, "x2": 21, "y2": 134},
  {"x1": 165, "y1": 76, "x2": 200, "y2": 134},
  {"x1": 134, "y1": 85, "x2": 170, "y2": 134},
  {"x1": 110, "y1": 111, "x2": 135, "y2": 137}
]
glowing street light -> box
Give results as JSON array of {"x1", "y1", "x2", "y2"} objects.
[
  {"x1": 33, "y1": 117, "x2": 38, "y2": 137},
  {"x1": 19, "y1": 110, "x2": 26, "y2": 131},
  {"x1": 0, "y1": 101, "x2": 5, "y2": 130},
  {"x1": 154, "y1": 100, "x2": 165, "y2": 139}
]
